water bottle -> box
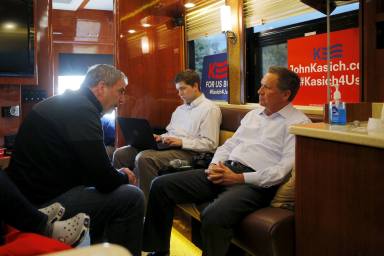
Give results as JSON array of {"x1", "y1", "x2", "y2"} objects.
[
  {"x1": 169, "y1": 159, "x2": 191, "y2": 169},
  {"x1": 329, "y1": 83, "x2": 347, "y2": 125}
]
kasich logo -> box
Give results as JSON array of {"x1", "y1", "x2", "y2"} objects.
[
  {"x1": 208, "y1": 60, "x2": 228, "y2": 80},
  {"x1": 313, "y1": 43, "x2": 343, "y2": 61}
]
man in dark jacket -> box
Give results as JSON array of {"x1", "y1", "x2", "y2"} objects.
[{"x1": 7, "y1": 64, "x2": 144, "y2": 256}]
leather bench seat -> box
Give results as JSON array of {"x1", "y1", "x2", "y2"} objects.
[{"x1": 178, "y1": 197, "x2": 294, "y2": 256}]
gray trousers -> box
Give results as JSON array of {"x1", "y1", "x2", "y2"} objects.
[
  {"x1": 143, "y1": 167, "x2": 278, "y2": 256},
  {"x1": 113, "y1": 146, "x2": 196, "y2": 200},
  {"x1": 44, "y1": 184, "x2": 144, "y2": 256}
]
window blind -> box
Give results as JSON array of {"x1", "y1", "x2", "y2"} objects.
[
  {"x1": 185, "y1": 0, "x2": 225, "y2": 41},
  {"x1": 244, "y1": 0, "x2": 358, "y2": 29}
]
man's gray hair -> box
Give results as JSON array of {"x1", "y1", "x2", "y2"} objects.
[
  {"x1": 81, "y1": 64, "x2": 127, "y2": 88},
  {"x1": 268, "y1": 66, "x2": 300, "y2": 102}
]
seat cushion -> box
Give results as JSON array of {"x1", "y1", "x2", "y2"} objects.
[{"x1": 270, "y1": 169, "x2": 295, "y2": 209}]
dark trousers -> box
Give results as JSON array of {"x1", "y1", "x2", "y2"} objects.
[
  {"x1": 44, "y1": 184, "x2": 145, "y2": 256},
  {"x1": 0, "y1": 171, "x2": 47, "y2": 242},
  {"x1": 142, "y1": 167, "x2": 278, "y2": 256}
]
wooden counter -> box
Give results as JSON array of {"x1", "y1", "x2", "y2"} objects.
[
  {"x1": 290, "y1": 122, "x2": 384, "y2": 148},
  {"x1": 290, "y1": 122, "x2": 384, "y2": 256}
]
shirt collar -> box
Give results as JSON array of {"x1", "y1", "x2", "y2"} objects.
[
  {"x1": 80, "y1": 87, "x2": 103, "y2": 115},
  {"x1": 256, "y1": 105, "x2": 266, "y2": 115},
  {"x1": 276, "y1": 103, "x2": 294, "y2": 119},
  {"x1": 258, "y1": 103, "x2": 294, "y2": 119},
  {"x1": 185, "y1": 94, "x2": 205, "y2": 109}
]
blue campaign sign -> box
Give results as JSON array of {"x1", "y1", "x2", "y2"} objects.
[{"x1": 201, "y1": 53, "x2": 228, "y2": 101}]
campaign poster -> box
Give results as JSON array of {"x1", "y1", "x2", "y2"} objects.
[
  {"x1": 201, "y1": 53, "x2": 228, "y2": 101},
  {"x1": 288, "y1": 28, "x2": 360, "y2": 105}
]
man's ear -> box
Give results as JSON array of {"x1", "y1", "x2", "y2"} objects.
[
  {"x1": 283, "y1": 90, "x2": 291, "y2": 101},
  {"x1": 97, "y1": 80, "x2": 106, "y2": 89},
  {"x1": 193, "y1": 82, "x2": 200, "y2": 91},
  {"x1": 90, "y1": 81, "x2": 105, "y2": 98}
]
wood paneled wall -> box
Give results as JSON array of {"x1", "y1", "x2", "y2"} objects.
[
  {"x1": 362, "y1": 0, "x2": 384, "y2": 101},
  {"x1": 116, "y1": 0, "x2": 185, "y2": 146},
  {"x1": 52, "y1": 10, "x2": 114, "y2": 44},
  {"x1": 0, "y1": 0, "x2": 51, "y2": 144},
  {"x1": 226, "y1": 0, "x2": 245, "y2": 104},
  {"x1": 52, "y1": 9, "x2": 115, "y2": 93},
  {"x1": 0, "y1": 0, "x2": 38, "y2": 86},
  {"x1": 0, "y1": 3, "x2": 116, "y2": 145},
  {"x1": 0, "y1": 86, "x2": 21, "y2": 146},
  {"x1": 36, "y1": 0, "x2": 53, "y2": 97}
]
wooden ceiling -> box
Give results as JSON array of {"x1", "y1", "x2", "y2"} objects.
[{"x1": 52, "y1": 0, "x2": 113, "y2": 11}]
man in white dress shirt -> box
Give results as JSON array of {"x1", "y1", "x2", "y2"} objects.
[
  {"x1": 112, "y1": 69, "x2": 222, "y2": 199},
  {"x1": 142, "y1": 66, "x2": 311, "y2": 256}
]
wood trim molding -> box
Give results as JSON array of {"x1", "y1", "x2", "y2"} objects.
[
  {"x1": 226, "y1": 0, "x2": 245, "y2": 104},
  {"x1": 78, "y1": 0, "x2": 91, "y2": 11}
]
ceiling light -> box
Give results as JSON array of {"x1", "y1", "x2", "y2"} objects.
[
  {"x1": 220, "y1": 5, "x2": 237, "y2": 44},
  {"x1": 3, "y1": 22, "x2": 17, "y2": 30},
  {"x1": 184, "y1": 2, "x2": 195, "y2": 8},
  {"x1": 142, "y1": 23, "x2": 151, "y2": 28},
  {"x1": 128, "y1": 29, "x2": 136, "y2": 34},
  {"x1": 141, "y1": 36, "x2": 149, "y2": 54}
]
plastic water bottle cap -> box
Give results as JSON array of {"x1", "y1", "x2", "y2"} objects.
[{"x1": 333, "y1": 88, "x2": 341, "y2": 101}]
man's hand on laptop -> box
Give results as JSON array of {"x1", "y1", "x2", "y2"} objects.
[
  {"x1": 119, "y1": 168, "x2": 137, "y2": 185},
  {"x1": 162, "y1": 136, "x2": 182, "y2": 147}
]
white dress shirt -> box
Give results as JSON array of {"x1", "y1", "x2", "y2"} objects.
[
  {"x1": 162, "y1": 94, "x2": 222, "y2": 152},
  {"x1": 211, "y1": 103, "x2": 311, "y2": 187}
]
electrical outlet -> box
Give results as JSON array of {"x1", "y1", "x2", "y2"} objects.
[{"x1": 1, "y1": 105, "x2": 20, "y2": 117}]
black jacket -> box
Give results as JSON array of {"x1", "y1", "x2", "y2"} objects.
[{"x1": 7, "y1": 87, "x2": 128, "y2": 204}]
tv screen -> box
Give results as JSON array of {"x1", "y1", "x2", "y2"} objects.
[{"x1": 0, "y1": 0, "x2": 34, "y2": 77}]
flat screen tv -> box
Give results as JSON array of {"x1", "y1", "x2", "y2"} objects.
[{"x1": 0, "y1": 0, "x2": 35, "y2": 77}]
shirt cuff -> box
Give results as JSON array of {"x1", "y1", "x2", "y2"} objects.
[
  {"x1": 243, "y1": 172, "x2": 260, "y2": 186},
  {"x1": 181, "y1": 137, "x2": 192, "y2": 150}
]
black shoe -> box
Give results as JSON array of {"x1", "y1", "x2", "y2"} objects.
[{"x1": 147, "y1": 251, "x2": 170, "y2": 256}]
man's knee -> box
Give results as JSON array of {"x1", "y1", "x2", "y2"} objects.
[
  {"x1": 200, "y1": 206, "x2": 228, "y2": 231},
  {"x1": 149, "y1": 175, "x2": 168, "y2": 193},
  {"x1": 113, "y1": 146, "x2": 138, "y2": 168},
  {"x1": 112, "y1": 147, "x2": 126, "y2": 166},
  {"x1": 135, "y1": 150, "x2": 156, "y2": 170},
  {"x1": 113, "y1": 184, "x2": 145, "y2": 210},
  {"x1": 113, "y1": 146, "x2": 125, "y2": 159},
  {"x1": 148, "y1": 175, "x2": 179, "y2": 201}
]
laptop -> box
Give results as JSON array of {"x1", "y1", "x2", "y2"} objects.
[{"x1": 117, "y1": 117, "x2": 172, "y2": 151}]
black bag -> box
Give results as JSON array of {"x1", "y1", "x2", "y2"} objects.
[
  {"x1": 158, "y1": 152, "x2": 214, "y2": 176},
  {"x1": 191, "y1": 152, "x2": 214, "y2": 169}
]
